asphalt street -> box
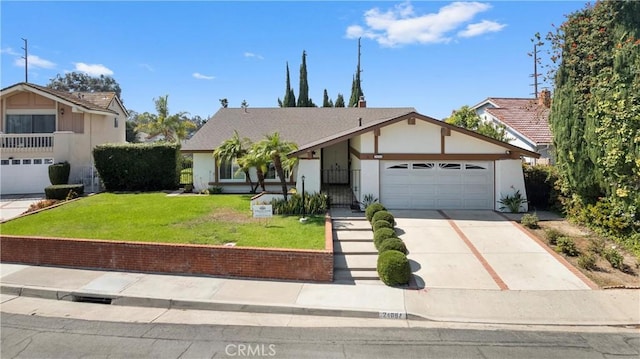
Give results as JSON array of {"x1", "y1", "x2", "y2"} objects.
[{"x1": 2, "y1": 311, "x2": 639, "y2": 359}]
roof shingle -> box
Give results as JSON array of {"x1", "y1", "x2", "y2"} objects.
[{"x1": 482, "y1": 98, "x2": 552, "y2": 144}]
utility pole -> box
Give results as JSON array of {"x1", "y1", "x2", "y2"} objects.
[
  {"x1": 21, "y1": 38, "x2": 28, "y2": 83},
  {"x1": 529, "y1": 33, "x2": 543, "y2": 98}
]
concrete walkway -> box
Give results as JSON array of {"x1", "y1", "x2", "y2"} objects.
[
  {"x1": 0, "y1": 194, "x2": 43, "y2": 222},
  {"x1": 1, "y1": 263, "x2": 638, "y2": 326}
]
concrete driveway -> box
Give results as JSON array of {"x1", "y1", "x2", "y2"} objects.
[
  {"x1": 393, "y1": 210, "x2": 594, "y2": 291},
  {"x1": 0, "y1": 194, "x2": 43, "y2": 222}
]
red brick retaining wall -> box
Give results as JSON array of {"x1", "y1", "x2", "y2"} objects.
[{"x1": 0, "y1": 216, "x2": 334, "y2": 282}]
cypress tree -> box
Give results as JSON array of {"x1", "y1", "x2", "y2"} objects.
[
  {"x1": 297, "y1": 50, "x2": 311, "y2": 107},
  {"x1": 335, "y1": 94, "x2": 345, "y2": 107},
  {"x1": 322, "y1": 89, "x2": 333, "y2": 107},
  {"x1": 349, "y1": 38, "x2": 364, "y2": 107},
  {"x1": 280, "y1": 62, "x2": 296, "y2": 107}
]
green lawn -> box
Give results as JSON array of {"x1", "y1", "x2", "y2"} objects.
[{"x1": 0, "y1": 193, "x2": 325, "y2": 249}]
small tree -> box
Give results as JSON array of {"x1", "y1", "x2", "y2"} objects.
[
  {"x1": 334, "y1": 94, "x2": 346, "y2": 108},
  {"x1": 135, "y1": 95, "x2": 195, "y2": 142},
  {"x1": 445, "y1": 105, "x2": 511, "y2": 142},
  {"x1": 254, "y1": 133, "x2": 298, "y2": 200}
]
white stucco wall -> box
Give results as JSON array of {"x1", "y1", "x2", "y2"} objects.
[
  {"x1": 296, "y1": 159, "x2": 320, "y2": 194},
  {"x1": 360, "y1": 160, "x2": 380, "y2": 202},
  {"x1": 358, "y1": 132, "x2": 375, "y2": 153},
  {"x1": 378, "y1": 120, "x2": 441, "y2": 153},
  {"x1": 494, "y1": 159, "x2": 528, "y2": 212},
  {"x1": 445, "y1": 131, "x2": 506, "y2": 154},
  {"x1": 193, "y1": 152, "x2": 215, "y2": 191}
]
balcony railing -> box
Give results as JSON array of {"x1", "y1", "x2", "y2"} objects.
[{"x1": 0, "y1": 133, "x2": 54, "y2": 152}]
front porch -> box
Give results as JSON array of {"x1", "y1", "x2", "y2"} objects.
[{"x1": 321, "y1": 169, "x2": 361, "y2": 209}]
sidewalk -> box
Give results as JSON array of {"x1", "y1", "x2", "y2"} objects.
[{"x1": 1, "y1": 262, "x2": 638, "y2": 327}]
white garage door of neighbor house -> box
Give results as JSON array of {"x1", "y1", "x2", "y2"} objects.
[
  {"x1": 0, "y1": 158, "x2": 53, "y2": 195},
  {"x1": 380, "y1": 161, "x2": 494, "y2": 209}
]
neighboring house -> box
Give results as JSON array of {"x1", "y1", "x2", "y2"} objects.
[
  {"x1": 0, "y1": 82, "x2": 127, "y2": 195},
  {"x1": 182, "y1": 99, "x2": 540, "y2": 211},
  {"x1": 472, "y1": 89, "x2": 553, "y2": 165}
]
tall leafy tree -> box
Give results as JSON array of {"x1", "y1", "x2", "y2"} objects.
[
  {"x1": 297, "y1": 51, "x2": 313, "y2": 107},
  {"x1": 445, "y1": 105, "x2": 511, "y2": 141},
  {"x1": 134, "y1": 95, "x2": 195, "y2": 142},
  {"x1": 322, "y1": 89, "x2": 333, "y2": 107},
  {"x1": 334, "y1": 93, "x2": 346, "y2": 108},
  {"x1": 349, "y1": 38, "x2": 364, "y2": 107},
  {"x1": 278, "y1": 62, "x2": 296, "y2": 107},
  {"x1": 47, "y1": 72, "x2": 122, "y2": 99},
  {"x1": 254, "y1": 132, "x2": 298, "y2": 200},
  {"x1": 548, "y1": 0, "x2": 640, "y2": 203}
]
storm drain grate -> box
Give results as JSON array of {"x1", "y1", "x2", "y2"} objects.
[{"x1": 72, "y1": 295, "x2": 113, "y2": 305}]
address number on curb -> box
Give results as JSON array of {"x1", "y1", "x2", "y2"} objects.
[{"x1": 379, "y1": 311, "x2": 406, "y2": 320}]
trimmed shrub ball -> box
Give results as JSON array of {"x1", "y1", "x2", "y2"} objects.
[
  {"x1": 372, "y1": 210, "x2": 395, "y2": 226},
  {"x1": 372, "y1": 219, "x2": 393, "y2": 232},
  {"x1": 377, "y1": 250, "x2": 411, "y2": 286},
  {"x1": 378, "y1": 237, "x2": 408, "y2": 255},
  {"x1": 373, "y1": 227, "x2": 398, "y2": 250},
  {"x1": 365, "y1": 203, "x2": 386, "y2": 223}
]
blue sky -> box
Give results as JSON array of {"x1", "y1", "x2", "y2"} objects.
[{"x1": 1, "y1": 1, "x2": 587, "y2": 120}]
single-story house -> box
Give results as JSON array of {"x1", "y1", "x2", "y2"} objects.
[
  {"x1": 0, "y1": 82, "x2": 127, "y2": 195},
  {"x1": 472, "y1": 89, "x2": 553, "y2": 165},
  {"x1": 182, "y1": 99, "x2": 539, "y2": 212}
]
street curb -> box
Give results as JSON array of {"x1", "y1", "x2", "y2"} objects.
[{"x1": 1, "y1": 284, "x2": 418, "y2": 321}]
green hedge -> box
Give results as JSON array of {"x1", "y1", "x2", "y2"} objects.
[
  {"x1": 271, "y1": 193, "x2": 330, "y2": 215},
  {"x1": 373, "y1": 227, "x2": 398, "y2": 250},
  {"x1": 372, "y1": 219, "x2": 393, "y2": 232},
  {"x1": 45, "y1": 184, "x2": 84, "y2": 200},
  {"x1": 372, "y1": 210, "x2": 395, "y2": 226},
  {"x1": 93, "y1": 143, "x2": 180, "y2": 191},
  {"x1": 377, "y1": 250, "x2": 411, "y2": 286},
  {"x1": 378, "y1": 237, "x2": 408, "y2": 255},
  {"x1": 523, "y1": 164, "x2": 561, "y2": 211},
  {"x1": 48, "y1": 162, "x2": 70, "y2": 185},
  {"x1": 365, "y1": 203, "x2": 386, "y2": 222}
]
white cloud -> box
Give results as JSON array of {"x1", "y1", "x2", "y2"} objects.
[
  {"x1": 193, "y1": 72, "x2": 215, "y2": 80},
  {"x1": 458, "y1": 20, "x2": 506, "y2": 38},
  {"x1": 8, "y1": 49, "x2": 56, "y2": 69},
  {"x1": 244, "y1": 52, "x2": 264, "y2": 60},
  {"x1": 346, "y1": 1, "x2": 505, "y2": 47},
  {"x1": 74, "y1": 62, "x2": 113, "y2": 76},
  {"x1": 1, "y1": 47, "x2": 20, "y2": 56}
]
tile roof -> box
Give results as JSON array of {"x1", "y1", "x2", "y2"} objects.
[
  {"x1": 1, "y1": 82, "x2": 119, "y2": 114},
  {"x1": 182, "y1": 107, "x2": 416, "y2": 151},
  {"x1": 482, "y1": 97, "x2": 552, "y2": 145}
]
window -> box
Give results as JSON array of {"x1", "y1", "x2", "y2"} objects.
[
  {"x1": 387, "y1": 164, "x2": 409, "y2": 169},
  {"x1": 219, "y1": 160, "x2": 245, "y2": 180},
  {"x1": 11, "y1": 159, "x2": 21, "y2": 165},
  {"x1": 44, "y1": 158, "x2": 54, "y2": 164},
  {"x1": 439, "y1": 163, "x2": 461, "y2": 170},
  {"x1": 114, "y1": 117, "x2": 119, "y2": 128},
  {"x1": 6, "y1": 114, "x2": 55, "y2": 133},
  {"x1": 265, "y1": 163, "x2": 276, "y2": 180},
  {"x1": 34, "y1": 159, "x2": 43, "y2": 165},
  {"x1": 22, "y1": 159, "x2": 31, "y2": 165},
  {"x1": 465, "y1": 164, "x2": 487, "y2": 170},
  {"x1": 1, "y1": 160, "x2": 9, "y2": 165},
  {"x1": 412, "y1": 163, "x2": 434, "y2": 170}
]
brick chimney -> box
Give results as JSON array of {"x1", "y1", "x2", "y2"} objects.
[
  {"x1": 538, "y1": 89, "x2": 551, "y2": 108},
  {"x1": 358, "y1": 96, "x2": 366, "y2": 108}
]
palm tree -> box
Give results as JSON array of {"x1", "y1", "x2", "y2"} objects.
[
  {"x1": 238, "y1": 149, "x2": 268, "y2": 193},
  {"x1": 254, "y1": 132, "x2": 298, "y2": 200},
  {"x1": 135, "y1": 95, "x2": 195, "y2": 142},
  {"x1": 213, "y1": 131, "x2": 255, "y2": 191}
]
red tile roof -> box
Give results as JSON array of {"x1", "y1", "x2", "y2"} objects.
[{"x1": 483, "y1": 98, "x2": 552, "y2": 145}]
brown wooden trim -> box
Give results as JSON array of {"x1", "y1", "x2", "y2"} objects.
[
  {"x1": 440, "y1": 135, "x2": 445, "y2": 154},
  {"x1": 408, "y1": 118, "x2": 415, "y2": 125},
  {"x1": 180, "y1": 150, "x2": 213, "y2": 154},
  {"x1": 358, "y1": 153, "x2": 515, "y2": 161},
  {"x1": 214, "y1": 164, "x2": 219, "y2": 182},
  {"x1": 349, "y1": 146, "x2": 361, "y2": 159},
  {"x1": 374, "y1": 132, "x2": 379, "y2": 154}
]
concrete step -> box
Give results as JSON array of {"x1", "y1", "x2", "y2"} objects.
[
  {"x1": 333, "y1": 241, "x2": 376, "y2": 254},
  {"x1": 332, "y1": 220, "x2": 372, "y2": 231},
  {"x1": 334, "y1": 269, "x2": 380, "y2": 282},
  {"x1": 334, "y1": 254, "x2": 378, "y2": 270},
  {"x1": 333, "y1": 231, "x2": 373, "y2": 241}
]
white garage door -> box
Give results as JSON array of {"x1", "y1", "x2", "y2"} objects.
[
  {"x1": 0, "y1": 158, "x2": 53, "y2": 195},
  {"x1": 380, "y1": 161, "x2": 494, "y2": 209}
]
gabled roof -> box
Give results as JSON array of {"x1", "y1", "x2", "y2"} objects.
[
  {"x1": 182, "y1": 107, "x2": 417, "y2": 152},
  {"x1": 0, "y1": 82, "x2": 123, "y2": 115},
  {"x1": 290, "y1": 111, "x2": 540, "y2": 159},
  {"x1": 474, "y1": 97, "x2": 552, "y2": 145}
]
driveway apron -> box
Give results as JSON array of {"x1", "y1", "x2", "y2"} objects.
[{"x1": 394, "y1": 210, "x2": 592, "y2": 291}]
